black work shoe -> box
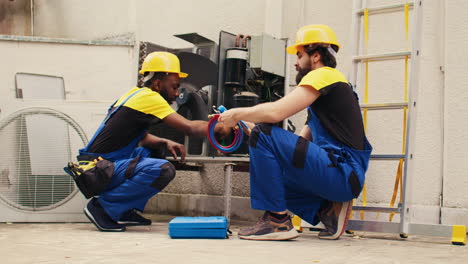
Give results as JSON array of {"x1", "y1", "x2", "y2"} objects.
[
  {"x1": 317, "y1": 200, "x2": 352, "y2": 240},
  {"x1": 84, "y1": 198, "x2": 126, "y2": 232},
  {"x1": 117, "y1": 209, "x2": 152, "y2": 226},
  {"x1": 238, "y1": 212, "x2": 299, "y2": 241}
]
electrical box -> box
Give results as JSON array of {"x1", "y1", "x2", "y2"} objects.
[{"x1": 248, "y1": 33, "x2": 286, "y2": 77}]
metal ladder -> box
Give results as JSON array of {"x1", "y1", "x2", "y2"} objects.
[
  {"x1": 346, "y1": 0, "x2": 465, "y2": 245},
  {"x1": 294, "y1": 0, "x2": 465, "y2": 245}
]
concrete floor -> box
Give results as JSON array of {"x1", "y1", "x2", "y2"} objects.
[{"x1": 0, "y1": 217, "x2": 466, "y2": 264}]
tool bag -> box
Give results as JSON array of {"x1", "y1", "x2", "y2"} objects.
[
  {"x1": 64, "y1": 158, "x2": 114, "y2": 199},
  {"x1": 168, "y1": 216, "x2": 229, "y2": 239}
]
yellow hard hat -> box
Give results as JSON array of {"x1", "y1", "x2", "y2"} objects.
[
  {"x1": 139, "y1": 51, "x2": 188, "y2": 78},
  {"x1": 286, "y1": 24, "x2": 340, "y2": 54}
]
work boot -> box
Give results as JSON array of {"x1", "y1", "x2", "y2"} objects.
[
  {"x1": 238, "y1": 211, "x2": 299, "y2": 241},
  {"x1": 317, "y1": 200, "x2": 352, "y2": 240},
  {"x1": 117, "y1": 209, "x2": 152, "y2": 226},
  {"x1": 84, "y1": 198, "x2": 126, "y2": 232}
]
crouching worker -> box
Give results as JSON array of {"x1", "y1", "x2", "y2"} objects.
[
  {"x1": 219, "y1": 25, "x2": 372, "y2": 241},
  {"x1": 65, "y1": 52, "x2": 229, "y2": 232}
]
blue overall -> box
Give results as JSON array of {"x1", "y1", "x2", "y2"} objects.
[
  {"x1": 78, "y1": 89, "x2": 173, "y2": 221},
  {"x1": 248, "y1": 106, "x2": 372, "y2": 225}
]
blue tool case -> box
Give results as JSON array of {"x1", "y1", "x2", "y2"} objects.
[{"x1": 168, "y1": 216, "x2": 229, "y2": 239}]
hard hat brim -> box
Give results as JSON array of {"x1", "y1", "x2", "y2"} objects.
[
  {"x1": 286, "y1": 42, "x2": 341, "y2": 55},
  {"x1": 286, "y1": 44, "x2": 299, "y2": 54},
  {"x1": 138, "y1": 70, "x2": 189, "y2": 78}
]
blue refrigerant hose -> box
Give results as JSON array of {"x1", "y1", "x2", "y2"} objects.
[{"x1": 207, "y1": 105, "x2": 249, "y2": 153}]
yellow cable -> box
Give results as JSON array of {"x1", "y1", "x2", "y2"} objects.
[
  {"x1": 360, "y1": 183, "x2": 368, "y2": 220},
  {"x1": 389, "y1": 159, "x2": 403, "y2": 221},
  {"x1": 364, "y1": 8, "x2": 369, "y2": 49}
]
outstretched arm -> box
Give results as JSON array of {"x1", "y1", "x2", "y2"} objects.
[
  {"x1": 218, "y1": 85, "x2": 320, "y2": 128},
  {"x1": 163, "y1": 112, "x2": 231, "y2": 138},
  {"x1": 162, "y1": 112, "x2": 207, "y2": 137}
]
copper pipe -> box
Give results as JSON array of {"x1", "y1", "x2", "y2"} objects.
[
  {"x1": 235, "y1": 34, "x2": 244, "y2": 47},
  {"x1": 242, "y1": 35, "x2": 251, "y2": 48}
]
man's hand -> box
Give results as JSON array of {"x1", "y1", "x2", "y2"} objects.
[
  {"x1": 166, "y1": 140, "x2": 186, "y2": 162},
  {"x1": 139, "y1": 133, "x2": 186, "y2": 162},
  {"x1": 218, "y1": 108, "x2": 240, "y2": 128},
  {"x1": 214, "y1": 122, "x2": 232, "y2": 139}
]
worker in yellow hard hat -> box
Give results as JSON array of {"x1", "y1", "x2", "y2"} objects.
[
  {"x1": 219, "y1": 25, "x2": 372, "y2": 241},
  {"x1": 68, "y1": 51, "x2": 230, "y2": 232}
]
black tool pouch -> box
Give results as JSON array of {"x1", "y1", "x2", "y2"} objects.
[{"x1": 68, "y1": 159, "x2": 115, "y2": 199}]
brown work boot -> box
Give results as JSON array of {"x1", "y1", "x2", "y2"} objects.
[
  {"x1": 317, "y1": 201, "x2": 352, "y2": 240},
  {"x1": 238, "y1": 212, "x2": 299, "y2": 241}
]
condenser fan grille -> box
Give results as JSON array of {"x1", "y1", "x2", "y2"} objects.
[{"x1": 0, "y1": 108, "x2": 87, "y2": 211}]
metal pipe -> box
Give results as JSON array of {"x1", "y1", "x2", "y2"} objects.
[
  {"x1": 0, "y1": 35, "x2": 134, "y2": 46},
  {"x1": 224, "y1": 163, "x2": 235, "y2": 221}
]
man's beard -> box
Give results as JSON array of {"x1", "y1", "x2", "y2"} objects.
[
  {"x1": 295, "y1": 63, "x2": 312, "y2": 85},
  {"x1": 159, "y1": 89, "x2": 174, "y2": 104}
]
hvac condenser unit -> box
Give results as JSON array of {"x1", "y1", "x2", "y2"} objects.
[
  {"x1": 0, "y1": 107, "x2": 89, "y2": 222},
  {"x1": 0, "y1": 73, "x2": 90, "y2": 222}
]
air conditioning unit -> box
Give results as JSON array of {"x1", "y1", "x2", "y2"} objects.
[{"x1": 0, "y1": 107, "x2": 89, "y2": 222}]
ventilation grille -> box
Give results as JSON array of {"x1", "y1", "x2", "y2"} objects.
[{"x1": 0, "y1": 108, "x2": 87, "y2": 211}]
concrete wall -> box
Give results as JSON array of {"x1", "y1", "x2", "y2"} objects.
[
  {"x1": 0, "y1": 0, "x2": 467, "y2": 226},
  {"x1": 0, "y1": 40, "x2": 135, "y2": 102},
  {"x1": 0, "y1": 0, "x2": 31, "y2": 35},
  {"x1": 33, "y1": 0, "x2": 267, "y2": 48},
  {"x1": 33, "y1": 0, "x2": 135, "y2": 40},
  {"x1": 135, "y1": 0, "x2": 267, "y2": 48},
  {"x1": 441, "y1": 0, "x2": 468, "y2": 224}
]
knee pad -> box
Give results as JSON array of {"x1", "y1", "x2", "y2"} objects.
[
  {"x1": 249, "y1": 123, "x2": 273, "y2": 148},
  {"x1": 151, "y1": 162, "x2": 176, "y2": 191}
]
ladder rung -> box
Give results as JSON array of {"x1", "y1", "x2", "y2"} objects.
[
  {"x1": 353, "y1": 52, "x2": 411, "y2": 61},
  {"x1": 353, "y1": 206, "x2": 401, "y2": 213},
  {"x1": 371, "y1": 154, "x2": 405, "y2": 160},
  {"x1": 357, "y1": 2, "x2": 414, "y2": 16},
  {"x1": 361, "y1": 102, "x2": 408, "y2": 110}
]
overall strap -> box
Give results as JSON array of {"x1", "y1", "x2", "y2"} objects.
[{"x1": 86, "y1": 88, "x2": 146, "y2": 148}]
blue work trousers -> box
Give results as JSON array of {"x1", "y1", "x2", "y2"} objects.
[
  {"x1": 96, "y1": 147, "x2": 172, "y2": 221},
  {"x1": 248, "y1": 124, "x2": 368, "y2": 225}
]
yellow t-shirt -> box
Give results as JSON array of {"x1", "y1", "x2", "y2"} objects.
[
  {"x1": 87, "y1": 87, "x2": 175, "y2": 153},
  {"x1": 298, "y1": 67, "x2": 348, "y2": 92},
  {"x1": 114, "y1": 87, "x2": 175, "y2": 119}
]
